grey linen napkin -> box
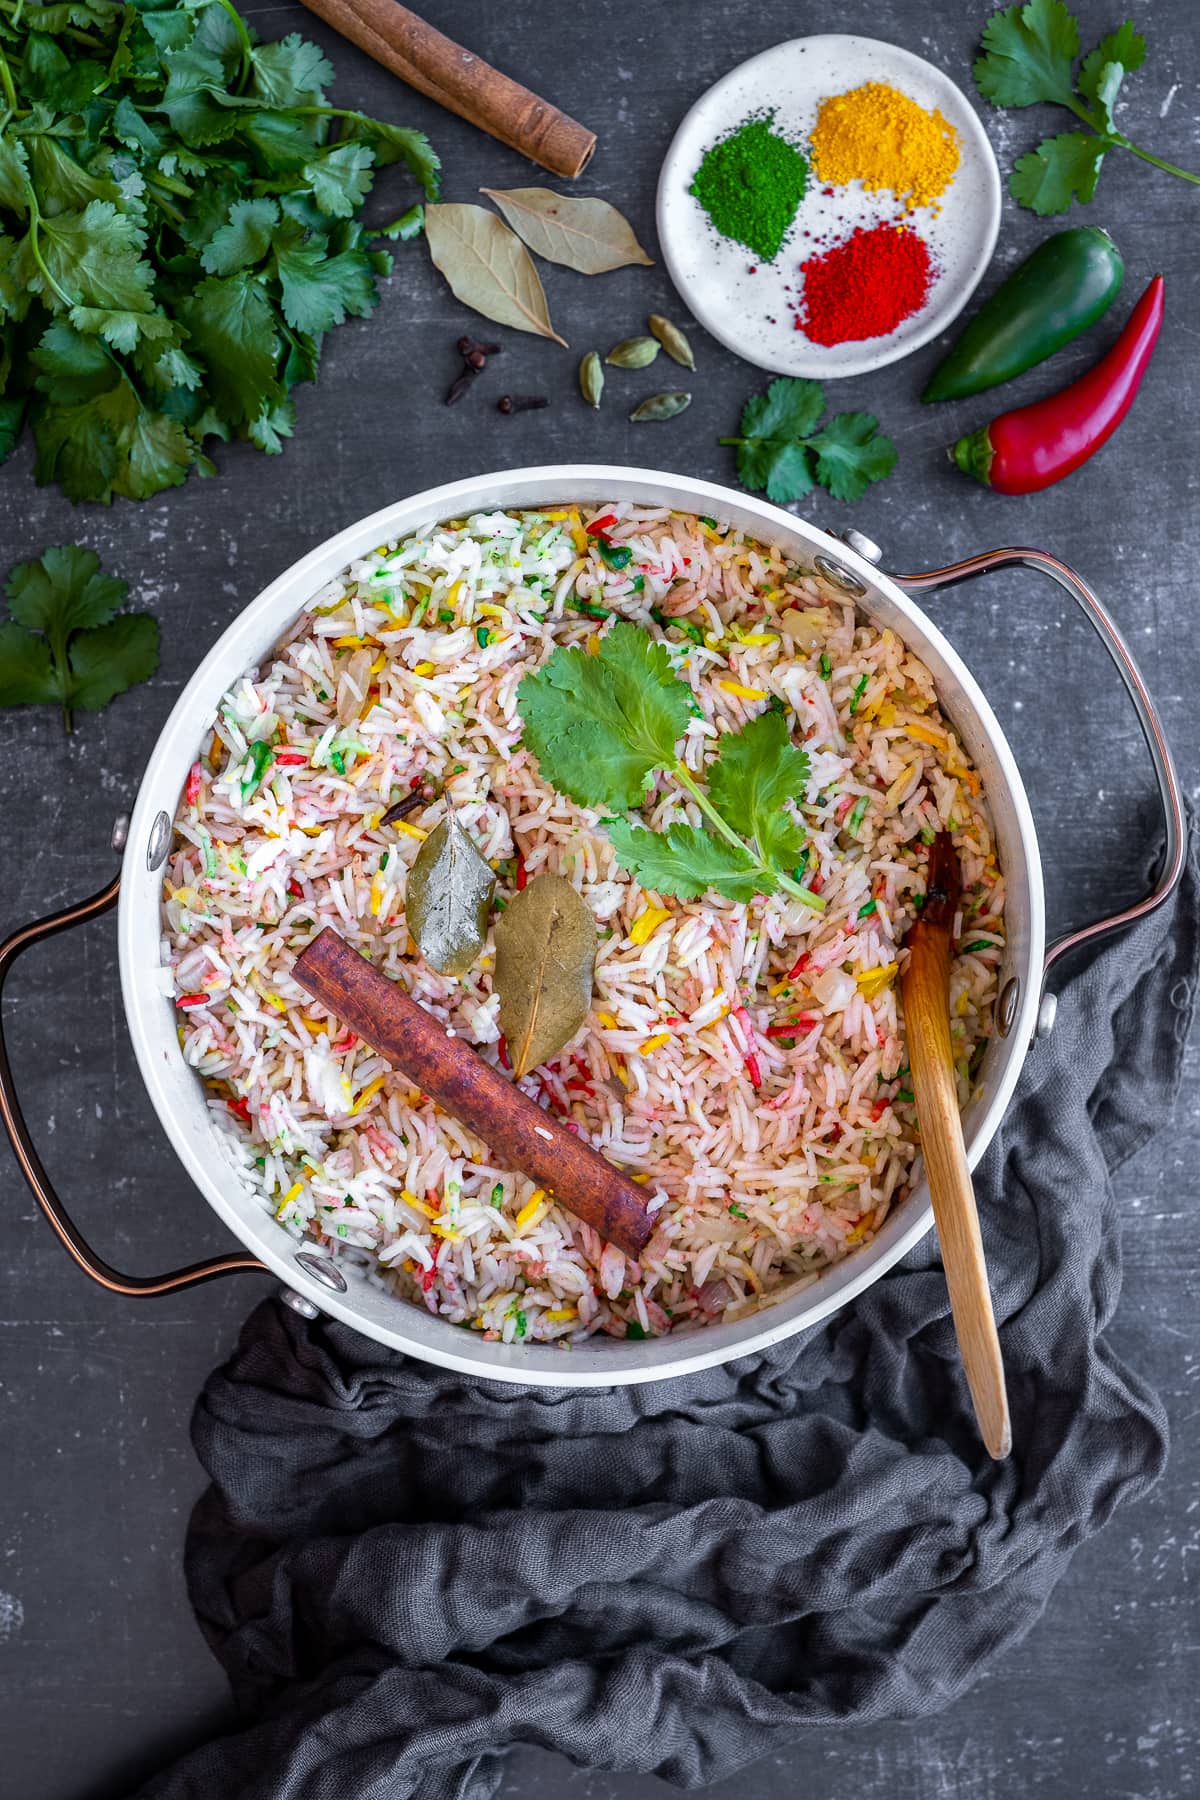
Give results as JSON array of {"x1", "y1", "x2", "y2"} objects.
[{"x1": 136, "y1": 823, "x2": 1198, "y2": 1800}]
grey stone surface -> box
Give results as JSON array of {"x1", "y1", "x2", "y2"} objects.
[{"x1": 0, "y1": 2, "x2": 1195, "y2": 1796}]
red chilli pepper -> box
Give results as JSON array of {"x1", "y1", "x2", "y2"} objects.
[
  {"x1": 275, "y1": 750, "x2": 309, "y2": 766},
  {"x1": 227, "y1": 1095, "x2": 251, "y2": 1120},
  {"x1": 184, "y1": 762, "x2": 203, "y2": 806},
  {"x1": 515, "y1": 853, "x2": 528, "y2": 892},
  {"x1": 951, "y1": 275, "x2": 1164, "y2": 495},
  {"x1": 497, "y1": 1035, "x2": 512, "y2": 1071},
  {"x1": 177, "y1": 993, "x2": 208, "y2": 1009},
  {"x1": 586, "y1": 512, "x2": 618, "y2": 537},
  {"x1": 787, "y1": 950, "x2": 811, "y2": 979}
]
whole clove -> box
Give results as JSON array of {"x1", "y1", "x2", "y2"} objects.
[
  {"x1": 498, "y1": 394, "x2": 550, "y2": 414},
  {"x1": 445, "y1": 365, "x2": 479, "y2": 405},
  {"x1": 382, "y1": 784, "x2": 437, "y2": 825},
  {"x1": 457, "y1": 335, "x2": 502, "y2": 361}
]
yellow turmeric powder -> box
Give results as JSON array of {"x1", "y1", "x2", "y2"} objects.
[{"x1": 810, "y1": 82, "x2": 960, "y2": 212}]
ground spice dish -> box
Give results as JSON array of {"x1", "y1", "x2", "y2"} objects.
[{"x1": 797, "y1": 222, "x2": 934, "y2": 345}]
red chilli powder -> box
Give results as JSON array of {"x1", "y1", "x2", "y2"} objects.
[{"x1": 796, "y1": 222, "x2": 933, "y2": 345}]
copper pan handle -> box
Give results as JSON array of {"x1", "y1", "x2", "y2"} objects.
[
  {"x1": 0, "y1": 856, "x2": 267, "y2": 1295},
  {"x1": 889, "y1": 546, "x2": 1185, "y2": 1024}
]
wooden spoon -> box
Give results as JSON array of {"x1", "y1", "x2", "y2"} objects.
[{"x1": 901, "y1": 833, "x2": 1011, "y2": 1459}]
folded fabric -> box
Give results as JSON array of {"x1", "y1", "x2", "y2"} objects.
[{"x1": 136, "y1": 824, "x2": 1197, "y2": 1800}]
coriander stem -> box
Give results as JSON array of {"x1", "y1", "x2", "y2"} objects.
[
  {"x1": 213, "y1": 0, "x2": 254, "y2": 92},
  {"x1": 1061, "y1": 99, "x2": 1200, "y2": 186},
  {"x1": 1118, "y1": 139, "x2": 1200, "y2": 184},
  {"x1": 0, "y1": 43, "x2": 17, "y2": 112}
]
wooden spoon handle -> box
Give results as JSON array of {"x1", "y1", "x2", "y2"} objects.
[{"x1": 902, "y1": 929, "x2": 1012, "y2": 1459}]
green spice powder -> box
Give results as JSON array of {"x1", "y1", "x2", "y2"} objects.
[{"x1": 690, "y1": 115, "x2": 808, "y2": 261}]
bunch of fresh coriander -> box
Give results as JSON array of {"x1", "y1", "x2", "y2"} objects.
[{"x1": 0, "y1": 0, "x2": 438, "y2": 504}]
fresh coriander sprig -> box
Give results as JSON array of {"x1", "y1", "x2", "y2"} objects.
[
  {"x1": 517, "y1": 623, "x2": 812, "y2": 904},
  {"x1": 974, "y1": 1, "x2": 1200, "y2": 214},
  {"x1": 0, "y1": 546, "x2": 158, "y2": 733},
  {"x1": 721, "y1": 378, "x2": 897, "y2": 507}
]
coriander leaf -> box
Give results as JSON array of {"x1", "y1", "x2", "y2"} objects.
[
  {"x1": 1009, "y1": 131, "x2": 1107, "y2": 213},
  {"x1": 1084, "y1": 61, "x2": 1125, "y2": 135},
  {"x1": 518, "y1": 621, "x2": 693, "y2": 811},
  {"x1": 148, "y1": 342, "x2": 205, "y2": 392},
  {"x1": 7, "y1": 543, "x2": 126, "y2": 638},
  {"x1": 741, "y1": 375, "x2": 826, "y2": 443},
  {"x1": 248, "y1": 398, "x2": 295, "y2": 453},
  {"x1": 973, "y1": 0, "x2": 1078, "y2": 109},
  {"x1": 377, "y1": 203, "x2": 425, "y2": 241},
  {"x1": 1078, "y1": 22, "x2": 1146, "y2": 126},
  {"x1": 303, "y1": 144, "x2": 376, "y2": 218},
  {"x1": 26, "y1": 133, "x2": 118, "y2": 212},
  {"x1": 0, "y1": 621, "x2": 58, "y2": 708},
  {"x1": 159, "y1": 45, "x2": 242, "y2": 146},
  {"x1": 200, "y1": 198, "x2": 280, "y2": 275},
  {"x1": 606, "y1": 819, "x2": 761, "y2": 902},
  {"x1": 116, "y1": 405, "x2": 192, "y2": 499},
  {"x1": 37, "y1": 201, "x2": 156, "y2": 320},
  {"x1": 248, "y1": 35, "x2": 333, "y2": 107},
  {"x1": 241, "y1": 109, "x2": 323, "y2": 171},
  {"x1": 0, "y1": 137, "x2": 31, "y2": 214},
  {"x1": 19, "y1": 2, "x2": 118, "y2": 29},
  {"x1": 111, "y1": 96, "x2": 165, "y2": 157},
  {"x1": 69, "y1": 305, "x2": 175, "y2": 354},
  {"x1": 20, "y1": 31, "x2": 107, "y2": 110},
  {"x1": 30, "y1": 318, "x2": 116, "y2": 405},
  {"x1": 807, "y1": 412, "x2": 898, "y2": 503},
  {"x1": 176, "y1": 272, "x2": 280, "y2": 426},
  {"x1": 31, "y1": 386, "x2": 126, "y2": 502},
  {"x1": 192, "y1": 0, "x2": 248, "y2": 77},
  {"x1": 65, "y1": 611, "x2": 160, "y2": 712},
  {"x1": 706, "y1": 710, "x2": 808, "y2": 873},
  {"x1": 273, "y1": 237, "x2": 378, "y2": 334},
  {"x1": 339, "y1": 117, "x2": 441, "y2": 199}
]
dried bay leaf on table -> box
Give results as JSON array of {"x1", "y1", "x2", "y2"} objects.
[
  {"x1": 494, "y1": 874, "x2": 597, "y2": 1078},
  {"x1": 424, "y1": 202, "x2": 567, "y2": 344},
  {"x1": 405, "y1": 814, "x2": 496, "y2": 976},
  {"x1": 479, "y1": 187, "x2": 654, "y2": 274}
]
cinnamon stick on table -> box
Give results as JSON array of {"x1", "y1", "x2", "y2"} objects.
[
  {"x1": 293, "y1": 928, "x2": 652, "y2": 1260},
  {"x1": 298, "y1": 0, "x2": 597, "y2": 179}
]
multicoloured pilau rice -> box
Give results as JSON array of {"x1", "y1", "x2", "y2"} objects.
[{"x1": 163, "y1": 505, "x2": 1005, "y2": 1346}]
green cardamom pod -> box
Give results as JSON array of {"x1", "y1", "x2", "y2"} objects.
[
  {"x1": 578, "y1": 350, "x2": 604, "y2": 409},
  {"x1": 606, "y1": 335, "x2": 660, "y2": 369},
  {"x1": 629, "y1": 391, "x2": 692, "y2": 423},
  {"x1": 648, "y1": 314, "x2": 695, "y2": 370}
]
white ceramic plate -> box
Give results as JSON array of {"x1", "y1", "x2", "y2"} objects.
[{"x1": 656, "y1": 35, "x2": 1002, "y2": 380}]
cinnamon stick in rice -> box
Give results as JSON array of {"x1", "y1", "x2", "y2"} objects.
[
  {"x1": 296, "y1": 0, "x2": 597, "y2": 179},
  {"x1": 293, "y1": 928, "x2": 653, "y2": 1259}
]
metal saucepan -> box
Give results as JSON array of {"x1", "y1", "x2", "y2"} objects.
[{"x1": 0, "y1": 468, "x2": 1183, "y2": 1384}]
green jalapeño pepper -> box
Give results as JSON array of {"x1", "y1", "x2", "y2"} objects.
[{"x1": 922, "y1": 227, "x2": 1124, "y2": 404}]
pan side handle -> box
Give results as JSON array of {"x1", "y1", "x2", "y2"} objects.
[
  {"x1": 0, "y1": 864, "x2": 268, "y2": 1295},
  {"x1": 890, "y1": 546, "x2": 1184, "y2": 1026}
]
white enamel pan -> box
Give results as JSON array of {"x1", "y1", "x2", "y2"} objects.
[{"x1": 0, "y1": 469, "x2": 1183, "y2": 1384}]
